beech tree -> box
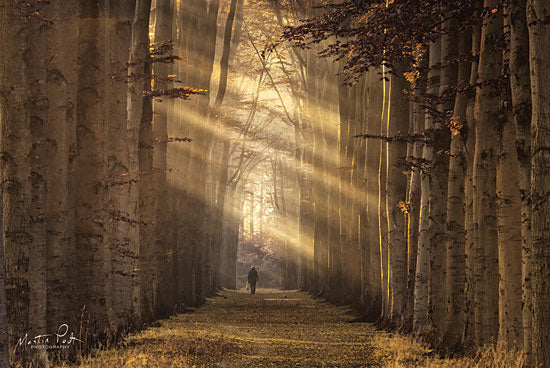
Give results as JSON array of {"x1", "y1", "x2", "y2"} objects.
[{"x1": 527, "y1": 0, "x2": 550, "y2": 365}]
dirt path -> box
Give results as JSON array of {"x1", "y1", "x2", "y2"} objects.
[
  {"x1": 59, "y1": 290, "x2": 523, "y2": 368},
  {"x1": 70, "y1": 289, "x2": 383, "y2": 367}
]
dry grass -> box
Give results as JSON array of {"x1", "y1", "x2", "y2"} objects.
[
  {"x1": 371, "y1": 333, "x2": 525, "y2": 367},
  {"x1": 52, "y1": 290, "x2": 525, "y2": 367}
]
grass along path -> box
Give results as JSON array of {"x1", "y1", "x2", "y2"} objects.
[{"x1": 59, "y1": 290, "x2": 524, "y2": 368}]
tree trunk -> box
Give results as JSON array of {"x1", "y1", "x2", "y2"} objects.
[
  {"x1": 508, "y1": 0, "x2": 533, "y2": 359},
  {"x1": 104, "y1": 0, "x2": 135, "y2": 331},
  {"x1": 472, "y1": 1, "x2": 502, "y2": 345},
  {"x1": 75, "y1": 0, "x2": 110, "y2": 340},
  {"x1": 0, "y1": 190, "x2": 6, "y2": 367},
  {"x1": 42, "y1": 2, "x2": 80, "y2": 348},
  {"x1": 526, "y1": 1, "x2": 550, "y2": 365},
  {"x1": 365, "y1": 69, "x2": 383, "y2": 317},
  {"x1": 138, "y1": 56, "x2": 155, "y2": 321},
  {"x1": 495, "y1": 8, "x2": 523, "y2": 350},
  {"x1": 413, "y1": 41, "x2": 440, "y2": 334},
  {"x1": 379, "y1": 70, "x2": 390, "y2": 321},
  {"x1": 127, "y1": 0, "x2": 152, "y2": 321},
  {"x1": 462, "y1": 17, "x2": 481, "y2": 348},
  {"x1": 151, "y1": 0, "x2": 174, "y2": 317},
  {"x1": 431, "y1": 13, "x2": 458, "y2": 338},
  {"x1": 404, "y1": 54, "x2": 427, "y2": 330},
  {"x1": 386, "y1": 66, "x2": 409, "y2": 324},
  {"x1": 443, "y1": 26, "x2": 471, "y2": 349},
  {"x1": 28, "y1": 11, "x2": 49, "y2": 362}
]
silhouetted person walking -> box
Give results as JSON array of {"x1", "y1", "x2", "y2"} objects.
[{"x1": 247, "y1": 266, "x2": 259, "y2": 294}]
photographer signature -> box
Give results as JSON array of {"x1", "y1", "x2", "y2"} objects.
[{"x1": 17, "y1": 324, "x2": 82, "y2": 349}]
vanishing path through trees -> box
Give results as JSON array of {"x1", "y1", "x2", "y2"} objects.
[{"x1": 70, "y1": 290, "x2": 383, "y2": 367}]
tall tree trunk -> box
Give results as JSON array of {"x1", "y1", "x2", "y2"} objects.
[
  {"x1": 508, "y1": 0, "x2": 533, "y2": 359},
  {"x1": 127, "y1": 0, "x2": 153, "y2": 323},
  {"x1": 214, "y1": 140, "x2": 231, "y2": 289},
  {"x1": 386, "y1": 66, "x2": 409, "y2": 324},
  {"x1": 44, "y1": 1, "x2": 79, "y2": 346},
  {"x1": 443, "y1": 26, "x2": 472, "y2": 349},
  {"x1": 413, "y1": 41, "x2": 440, "y2": 334},
  {"x1": 28, "y1": 11, "x2": 48, "y2": 363},
  {"x1": 350, "y1": 78, "x2": 364, "y2": 304},
  {"x1": 472, "y1": 1, "x2": 502, "y2": 345},
  {"x1": 0, "y1": 191, "x2": 6, "y2": 367},
  {"x1": 379, "y1": 70, "x2": 390, "y2": 321},
  {"x1": 526, "y1": 1, "x2": 550, "y2": 365},
  {"x1": 496, "y1": 8, "x2": 523, "y2": 350},
  {"x1": 104, "y1": 0, "x2": 135, "y2": 332},
  {"x1": 431, "y1": 12, "x2": 458, "y2": 338},
  {"x1": 139, "y1": 56, "x2": 155, "y2": 322},
  {"x1": 183, "y1": 0, "x2": 220, "y2": 306},
  {"x1": 355, "y1": 75, "x2": 368, "y2": 308},
  {"x1": 211, "y1": 0, "x2": 240, "y2": 293},
  {"x1": 462, "y1": 16, "x2": 481, "y2": 347},
  {"x1": 1, "y1": 4, "x2": 42, "y2": 364},
  {"x1": 365, "y1": 69, "x2": 383, "y2": 317},
  {"x1": 152, "y1": 0, "x2": 173, "y2": 317},
  {"x1": 75, "y1": 0, "x2": 110, "y2": 341},
  {"x1": 404, "y1": 54, "x2": 427, "y2": 330},
  {"x1": 337, "y1": 76, "x2": 353, "y2": 303}
]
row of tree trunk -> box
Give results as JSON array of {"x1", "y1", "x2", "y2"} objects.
[
  {"x1": 276, "y1": 0, "x2": 550, "y2": 366},
  {"x1": 0, "y1": 0, "x2": 252, "y2": 365}
]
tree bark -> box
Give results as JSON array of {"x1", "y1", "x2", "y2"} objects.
[
  {"x1": 75, "y1": 0, "x2": 110, "y2": 341},
  {"x1": 104, "y1": 0, "x2": 136, "y2": 332},
  {"x1": 365, "y1": 69, "x2": 383, "y2": 317},
  {"x1": 462, "y1": 17, "x2": 481, "y2": 348},
  {"x1": 0, "y1": 191, "x2": 6, "y2": 367},
  {"x1": 443, "y1": 26, "x2": 471, "y2": 349},
  {"x1": 379, "y1": 70, "x2": 390, "y2": 321},
  {"x1": 152, "y1": 0, "x2": 173, "y2": 317},
  {"x1": 413, "y1": 41, "x2": 440, "y2": 334},
  {"x1": 495, "y1": 7, "x2": 523, "y2": 350},
  {"x1": 386, "y1": 66, "x2": 409, "y2": 324},
  {"x1": 526, "y1": 1, "x2": 550, "y2": 365},
  {"x1": 127, "y1": 0, "x2": 152, "y2": 322},
  {"x1": 431, "y1": 12, "x2": 458, "y2": 338},
  {"x1": 472, "y1": 1, "x2": 502, "y2": 345},
  {"x1": 508, "y1": 0, "x2": 533, "y2": 359},
  {"x1": 404, "y1": 54, "x2": 427, "y2": 330}
]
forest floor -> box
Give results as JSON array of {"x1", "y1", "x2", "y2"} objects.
[{"x1": 56, "y1": 290, "x2": 521, "y2": 368}]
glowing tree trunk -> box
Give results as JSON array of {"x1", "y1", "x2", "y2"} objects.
[
  {"x1": 404, "y1": 54, "x2": 427, "y2": 330},
  {"x1": 413, "y1": 40, "x2": 440, "y2": 334},
  {"x1": 365, "y1": 69, "x2": 383, "y2": 317},
  {"x1": 379, "y1": 72, "x2": 390, "y2": 320},
  {"x1": 386, "y1": 66, "x2": 409, "y2": 324}
]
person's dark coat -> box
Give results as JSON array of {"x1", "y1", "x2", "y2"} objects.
[{"x1": 248, "y1": 267, "x2": 259, "y2": 284}]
